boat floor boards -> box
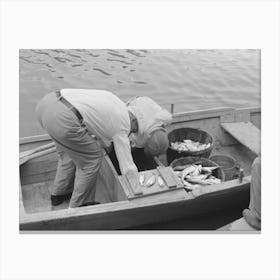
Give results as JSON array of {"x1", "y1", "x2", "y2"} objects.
[
  {"x1": 21, "y1": 180, "x2": 54, "y2": 213},
  {"x1": 221, "y1": 122, "x2": 260, "y2": 155},
  {"x1": 21, "y1": 178, "x2": 114, "y2": 214}
]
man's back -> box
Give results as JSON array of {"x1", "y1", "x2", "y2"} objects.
[{"x1": 61, "y1": 89, "x2": 130, "y2": 144}]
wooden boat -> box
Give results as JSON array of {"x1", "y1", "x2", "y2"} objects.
[{"x1": 19, "y1": 107, "x2": 261, "y2": 231}]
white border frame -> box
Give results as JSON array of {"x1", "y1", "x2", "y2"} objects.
[{"x1": 1, "y1": 1, "x2": 280, "y2": 279}]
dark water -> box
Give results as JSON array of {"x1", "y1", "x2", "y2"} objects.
[{"x1": 19, "y1": 49, "x2": 260, "y2": 137}]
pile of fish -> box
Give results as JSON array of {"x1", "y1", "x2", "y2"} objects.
[
  {"x1": 171, "y1": 139, "x2": 211, "y2": 152},
  {"x1": 173, "y1": 163, "x2": 221, "y2": 190},
  {"x1": 139, "y1": 173, "x2": 165, "y2": 188}
]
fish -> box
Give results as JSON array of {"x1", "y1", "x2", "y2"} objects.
[
  {"x1": 183, "y1": 139, "x2": 193, "y2": 144},
  {"x1": 145, "y1": 174, "x2": 156, "y2": 188},
  {"x1": 139, "y1": 174, "x2": 145, "y2": 186},
  {"x1": 187, "y1": 174, "x2": 209, "y2": 180},
  {"x1": 189, "y1": 164, "x2": 202, "y2": 176},
  {"x1": 201, "y1": 166, "x2": 218, "y2": 173},
  {"x1": 204, "y1": 178, "x2": 221, "y2": 184},
  {"x1": 186, "y1": 177, "x2": 212, "y2": 185},
  {"x1": 186, "y1": 177, "x2": 221, "y2": 185},
  {"x1": 182, "y1": 179, "x2": 201, "y2": 190},
  {"x1": 174, "y1": 163, "x2": 221, "y2": 188},
  {"x1": 171, "y1": 139, "x2": 211, "y2": 152},
  {"x1": 181, "y1": 165, "x2": 197, "y2": 181},
  {"x1": 157, "y1": 176, "x2": 165, "y2": 188},
  {"x1": 182, "y1": 179, "x2": 194, "y2": 188},
  {"x1": 174, "y1": 171, "x2": 181, "y2": 177}
]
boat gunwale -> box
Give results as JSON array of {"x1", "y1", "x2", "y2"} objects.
[{"x1": 19, "y1": 106, "x2": 261, "y2": 145}]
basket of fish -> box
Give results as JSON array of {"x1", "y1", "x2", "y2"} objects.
[
  {"x1": 166, "y1": 127, "x2": 213, "y2": 165},
  {"x1": 170, "y1": 156, "x2": 225, "y2": 191}
]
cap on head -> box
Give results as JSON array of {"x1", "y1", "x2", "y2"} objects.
[{"x1": 144, "y1": 128, "x2": 169, "y2": 156}]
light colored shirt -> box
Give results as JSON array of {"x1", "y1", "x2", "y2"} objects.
[
  {"x1": 127, "y1": 97, "x2": 172, "y2": 147},
  {"x1": 61, "y1": 89, "x2": 137, "y2": 174}
]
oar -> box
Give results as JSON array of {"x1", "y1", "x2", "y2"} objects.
[{"x1": 19, "y1": 142, "x2": 55, "y2": 159}]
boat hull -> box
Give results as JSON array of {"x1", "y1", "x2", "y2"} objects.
[
  {"x1": 19, "y1": 107, "x2": 260, "y2": 231},
  {"x1": 20, "y1": 177, "x2": 250, "y2": 230}
]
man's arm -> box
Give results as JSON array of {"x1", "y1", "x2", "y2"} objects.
[{"x1": 112, "y1": 133, "x2": 138, "y2": 174}]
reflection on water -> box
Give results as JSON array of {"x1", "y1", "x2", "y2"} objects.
[{"x1": 19, "y1": 49, "x2": 260, "y2": 137}]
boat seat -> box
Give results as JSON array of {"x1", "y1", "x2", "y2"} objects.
[{"x1": 221, "y1": 122, "x2": 260, "y2": 155}]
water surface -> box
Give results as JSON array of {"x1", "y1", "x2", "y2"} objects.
[{"x1": 19, "y1": 49, "x2": 260, "y2": 137}]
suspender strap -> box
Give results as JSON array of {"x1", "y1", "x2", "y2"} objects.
[{"x1": 56, "y1": 91, "x2": 83, "y2": 123}]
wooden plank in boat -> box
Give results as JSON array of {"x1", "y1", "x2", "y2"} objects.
[
  {"x1": 19, "y1": 180, "x2": 27, "y2": 217},
  {"x1": 26, "y1": 151, "x2": 58, "y2": 163},
  {"x1": 20, "y1": 134, "x2": 51, "y2": 144},
  {"x1": 21, "y1": 181, "x2": 53, "y2": 213},
  {"x1": 129, "y1": 188, "x2": 188, "y2": 204},
  {"x1": 119, "y1": 173, "x2": 187, "y2": 201},
  {"x1": 120, "y1": 169, "x2": 184, "y2": 200},
  {"x1": 125, "y1": 171, "x2": 143, "y2": 196},
  {"x1": 234, "y1": 111, "x2": 250, "y2": 123},
  {"x1": 103, "y1": 156, "x2": 127, "y2": 202},
  {"x1": 21, "y1": 170, "x2": 57, "y2": 185},
  {"x1": 20, "y1": 158, "x2": 58, "y2": 176},
  {"x1": 20, "y1": 152, "x2": 58, "y2": 184},
  {"x1": 118, "y1": 176, "x2": 133, "y2": 199},
  {"x1": 221, "y1": 122, "x2": 260, "y2": 155},
  {"x1": 157, "y1": 166, "x2": 180, "y2": 189},
  {"x1": 95, "y1": 170, "x2": 117, "y2": 204},
  {"x1": 250, "y1": 112, "x2": 261, "y2": 129},
  {"x1": 173, "y1": 107, "x2": 234, "y2": 122}
]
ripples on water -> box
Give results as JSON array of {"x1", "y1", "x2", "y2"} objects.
[{"x1": 19, "y1": 49, "x2": 260, "y2": 137}]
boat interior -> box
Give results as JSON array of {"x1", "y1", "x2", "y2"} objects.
[
  {"x1": 20, "y1": 146, "x2": 256, "y2": 215},
  {"x1": 20, "y1": 108, "x2": 260, "y2": 216}
]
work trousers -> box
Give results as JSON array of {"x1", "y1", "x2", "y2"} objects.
[
  {"x1": 249, "y1": 156, "x2": 261, "y2": 221},
  {"x1": 36, "y1": 92, "x2": 103, "y2": 208}
]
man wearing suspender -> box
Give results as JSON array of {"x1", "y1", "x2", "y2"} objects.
[{"x1": 36, "y1": 89, "x2": 172, "y2": 207}]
